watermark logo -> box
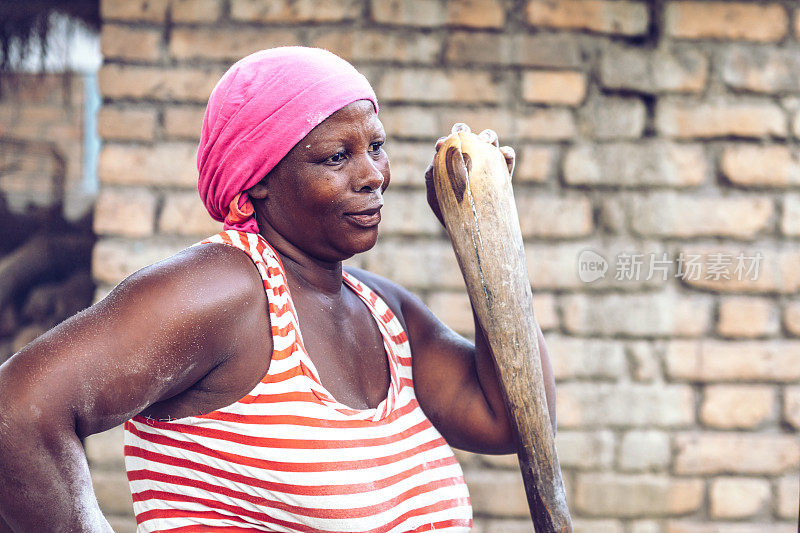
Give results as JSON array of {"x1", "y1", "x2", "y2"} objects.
[
  {"x1": 576, "y1": 250, "x2": 763, "y2": 284},
  {"x1": 577, "y1": 249, "x2": 609, "y2": 283}
]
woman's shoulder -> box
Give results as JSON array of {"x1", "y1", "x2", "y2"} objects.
[{"x1": 115, "y1": 240, "x2": 265, "y2": 323}]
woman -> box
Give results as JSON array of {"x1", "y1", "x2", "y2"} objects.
[{"x1": 0, "y1": 47, "x2": 555, "y2": 532}]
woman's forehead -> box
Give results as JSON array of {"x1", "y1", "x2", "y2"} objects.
[{"x1": 303, "y1": 101, "x2": 384, "y2": 143}]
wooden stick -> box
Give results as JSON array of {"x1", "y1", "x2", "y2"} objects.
[{"x1": 432, "y1": 131, "x2": 572, "y2": 532}]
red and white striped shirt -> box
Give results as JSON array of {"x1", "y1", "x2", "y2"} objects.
[{"x1": 124, "y1": 230, "x2": 472, "y2": 532}]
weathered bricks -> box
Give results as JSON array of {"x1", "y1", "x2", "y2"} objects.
[
  {"x1": 700, "y1": 385, "x2": 774, "y2": 429},
  {"x1": 575, "y1": 473, "x2": 703, "y2": 517},
  {"x1": 721, "y1": 145, "x2": 800, "y2": 187},
  {"x1": 564, "y1": 142, "x2": 706, "y2": 187},
  {"x1": 656, "y1": 100, "x2": 786, "y2": 139},
  {"x1": 666, "y1": 340, "x2": 800, "y2": 382},
  {"x1": 665, "y1": 1, "x2": 787, "y2": 42},
  {"x1": 527, "y1": 0, "x2": 649, "y2": 36},
  {"x1": 600, "y1": 45, "x2": 708, "y2": 94},
  {"x1": 709, "y1": 477, "x2": 771, "y2": 519},
  {"x1": 674, "y1": 432, "x2": 800, "y2": 474},
  {"x1": 522, "y1": 71, "x2": 586, "y2": 106},
  {"x1": 716, "y1": 297, "x2": 778, "y2": 338},
  {"x1": 230, "y1": 0, "x2": 359, "y2": 23}
]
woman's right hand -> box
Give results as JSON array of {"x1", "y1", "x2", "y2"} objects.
[{"x1": 424, "y1": 123, "x2": 516, "y2": 228}]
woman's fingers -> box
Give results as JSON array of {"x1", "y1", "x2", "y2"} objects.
[
  {"x1": 499, "y1": 145, "x2": 515, "y2": 177},
  {"x1": 478, "y1": 128, "x2": 499, "y2": 147}
]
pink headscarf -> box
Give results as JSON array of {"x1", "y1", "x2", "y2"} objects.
[{"x1": 197, "y1": 47, "x2": 379, "y2": 233}]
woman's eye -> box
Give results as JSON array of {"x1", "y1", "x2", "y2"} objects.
[
  {"x1": 369, "y1": 141, "x2": 384, "y2": 153},
  {"x1": 327, "y1": 152, "x2": 345, "y2": 164}
]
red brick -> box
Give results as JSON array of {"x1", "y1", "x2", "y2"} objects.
[
  {"x1": 665, "y1": 1, "x2": 787, "y2": 42},
  {"x1": 370, "y1": 0, "x2": 446, "y2": 27},
  {"x1": 362, "y1": 238, "x2": 464, "y2": 290},
  {"x1": 575, "y1": 473, "x2": 703, "y2": 517},
  {"x1": 527, "y1": 0, "x2": 648, "y2": 36},
  {"x1": 169, "y1": 28, "x2": 302, "y2": 61},
  {"x1": 777, "y1": 475, "x2": 799, "y2": 520},
  {"x1": 101, "y1": 0, "x2": 169, "y2": 22},
  {"x1": 721, "y1": 145, "x2": 800, "y2": 187},
  {"x1": 600, "y1": 44, "x2": 708, "y2": 94},
  {"x1": 677, "y1": 245, "x2": 800, "y2": 295},
  {"x1": 784, "y1": 301, "x2": 800, "y2": 336},
  {"x1": 522, "y1": 71, "x2": 586, "y2": 106},
  {"x1": 516, "y1": 109, "x2": 576, "y2": 140},
  {"x1": 99, "y1": 65, "x2": 222, "y2": 103},
  {"x1": 666, "y1": 340, "x2": 800, "y2": 383},
  {"x1": 564, "y1": 142, "x2": 705, "y2": 187},
  {"x1": 627, "y1": 193, "x2": 772, "y2": 239},
  {"x1": 674, "y1": 432, "x2": 800, "y2": 474},
  {"x1": 710, "y1": 477, "x2": 770, "y2": 519},
  {"x1": 380, "y1": 141, "x2": 432, "y2": 186},
  {"x1": 784, "y1": 386, "x2": 800, "y2": 429},
  {"x1": 446, "y1": 0, "x2": 505, "y2": 28},
  {"x1": 656, "y1": 100, "x2": 786, "y2": 139},
  {"x1": 438, "y1": 109, "x2": 515, "y2": 140},
  {"x1": 171, "y1": 0, "x2": 223, "y2": 22},
  {"x1": 98, "y1": 107, "x2": 157, "y2": 142},
  {"x1": 312, "y1": 30, "x2": 440, "y2": 64},
  {"x1": 378, "y1": 106, "x2": 439, "y2": 138},
  {"x1": 556, "y1": 383, "x2": 694, "y2": 428},
  {"x1": 555, "y1": 430, "x2": 615, "y2": 469},
  {"x1": 717, "y1": 297, "x2": 778, "y2": 338},
  {"x1": 463, "y1": 469, "x2": 529, "y2": 517},
  {"x1": 515, "y1": 145, "x2": 556, "y2": 183},
  {"x1": 93, "y1": 187, "x2": 158, "y2": 238},
  {"x1": 617, "y1": 431, "x2": 670, "y2": 472},
  {"x1": 514, "y1": 193, "x2": 592, "y2": 238},
  {"x1": 546, "y1": 335, "x2": 626, "y2": 380},
  {"x1": 158, "y1": 191, "x2": 222, "y2": 237},
  {"x1": 230, "y1": 0, "x2": 360, "y2": 22},
  {"x1": 379, "y1": 190, "x2": 441, "y2": 236},
  {"x1": 377, "y1": 69, "x2": 502, "y2": 104},
  {"x1": 667, "y1": 522, "x2": 796, "y2": 533},
  {"x1": 722, "y1": 47, "x2": 800, "y2": 94},
  {"x1": 98, "y1": 143, "x2": 198, "y2": 188},
  {"x1": 562, "y1": 291, "x2": 711, "y2": 337},
  {"x1": 701, "y1": 385, "x2": 774, "y2": 429},
  {"x1": 101, "y1": 25, "x2": 161, "y2": 62},
  {"x1": 163, "y1": 106, "x2": 205, "y2": 141},
  {"x1": 92, "y1": 237, "x2": 194, "y2": 285},
  {"x1": 579, "y1": 96, "x2": 645, "y2": 140}
]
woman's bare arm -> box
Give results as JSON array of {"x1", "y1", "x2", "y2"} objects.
[{"x1": 0, "y1": 243, "x2": 268, "y2": 532}]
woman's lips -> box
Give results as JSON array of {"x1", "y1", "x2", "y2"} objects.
[{"x1": 345, "y1": 207, "x2": 382, "y2": 227}]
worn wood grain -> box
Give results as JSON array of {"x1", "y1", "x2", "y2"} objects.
[{"x1": 432, "y1": 131, "x2": 572, "y2": 532}]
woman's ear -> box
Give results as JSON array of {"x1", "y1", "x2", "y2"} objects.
[{"x1": 247, "y1": 178, "x2": 269, "y2": 200}]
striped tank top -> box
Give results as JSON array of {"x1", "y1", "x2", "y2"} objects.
[{"x1": 124, "y1": 230, "x2": 472, "y2": 532}]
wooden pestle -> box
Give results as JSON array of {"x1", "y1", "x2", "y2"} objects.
[{"x1": 431, "y1": 130, "x2": 572, "y2": 532}]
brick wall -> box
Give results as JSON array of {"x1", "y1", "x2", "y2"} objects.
[
  {"x1": 0, "y1": 73, "x2": 88, "y2": 217},
  {"x1": 89, "y1": 1, "x2": 800, "y2": 531}
]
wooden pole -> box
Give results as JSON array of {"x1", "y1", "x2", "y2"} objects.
[{"x1": 432, "y1": 131, "x2": 572, "y2": 532}]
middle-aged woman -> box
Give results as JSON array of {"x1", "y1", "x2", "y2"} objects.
[{"x1": 0, "y1": 47, "x2": 555, "y2": 532}]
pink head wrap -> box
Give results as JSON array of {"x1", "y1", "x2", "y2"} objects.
[{"x1": 197, "y1": 47, "x2": 379, "y2": 233}]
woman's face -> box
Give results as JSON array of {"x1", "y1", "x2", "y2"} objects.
[{"x1": 253, "y1": 99, "x2": 390, "y2": 262}]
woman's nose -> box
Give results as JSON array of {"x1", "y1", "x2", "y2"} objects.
[{"x1": 354, "y1": 153, "x2": 385, "y2": 192}]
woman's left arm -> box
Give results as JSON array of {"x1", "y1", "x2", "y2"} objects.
[{"x1": 398, "y1": 289, "x2": 555, "y2": 454}]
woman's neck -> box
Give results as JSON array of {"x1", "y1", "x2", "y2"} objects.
[{"x1": 255, "y1": 225, "x2": 344, "y2": 297}]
